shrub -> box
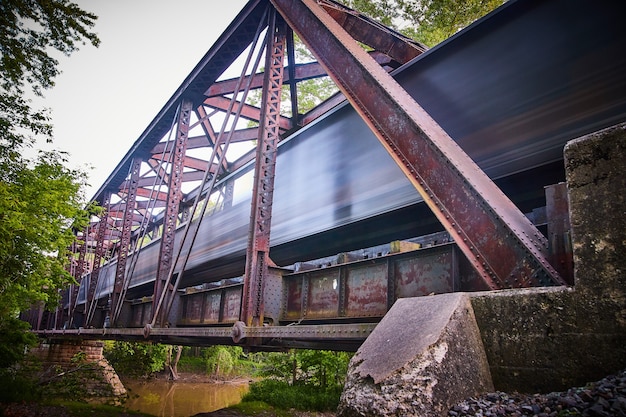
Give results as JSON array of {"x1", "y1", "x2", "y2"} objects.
[
  {"x1": 243, "y1": 379, "x2": 342, "y2": 412},
  {"x1": 103, "y1": 341, "x2": 167, "y2": 377}
]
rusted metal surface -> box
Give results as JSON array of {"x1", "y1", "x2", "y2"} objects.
[
  {"x1": 318, "y1": 0, "x2": 426, "y2": 65},
  {"x1": 129, "y1": 299, "x2": 152, "y2": 328},
  {"x1": 85, "y1": 192, "x2": 111, "y2": 326},
  {"x1": 307, "y1": 269, "x2": 341, "y2": 319},
  {"x1": 345, "y1": 264, "x2": 388, "y2": 317},
  {"x1": 272, "y1": 0, "x2": 565, "y2": 290},
  {"x1": 178, "y1": 283, "x2": 244, "y2": 326},
  {"x1": 392, "y1": 247, "x2": 457, "y2": 299},
  {"x1": 69, "y1": 235, "x2": 87, "y2": 328},
  {"x1": 37, "y1": 322, "x2": 375, "y2": 350},
  {"x1": 545, "y1": 183, "x2": 574, "y2": 285},
  {"x1": 283, "y1": 243, "x2": 462, "y2": 322},
  {"x1": 111, "y1": 158, "x2": 141, "y2": 326},
  {"x1": 242, "y1": 11, "x2": 286, "y2": 327},
  {"x1": 153, "y1": 99, "x2": 193, "y2": 326}
]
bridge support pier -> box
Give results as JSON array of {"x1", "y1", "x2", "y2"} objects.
[
  {"x1": 338, "y1": 293, "x2": 492, "y2": 417},
  {"x1": 338, "y1": 122, "x2": 626, "y2": 416},
  {"x1": 470, "y1": 122, "x2": 626, "y2": 393},
  {"x1": 32, "y1": 339, "x2": 126, "y2": 398}
]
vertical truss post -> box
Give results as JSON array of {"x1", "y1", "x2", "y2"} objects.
[
  {"x1": 285, "y1": 26, "x2": 299, "y2": 125},
  {"x1": 242, "y1": 11, "x2": 286, "y2": 327},
  {"x1": 153, "y1": 98, "x2": 193, "y2": 326},
  {"x1": 272, "y1": 0, "x2": 564, "y2": 288},
  {"x1": 69, "y1": 230, "x2": 88, "y2": 328},
  {"x1": 111, "y1": 158, "x2": 141, "y2": 326},
  {"x1": 86, "y1": 192, "x2": 111, "y2": 326}
]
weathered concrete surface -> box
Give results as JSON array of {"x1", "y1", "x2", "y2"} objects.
[
  {"x1": 337, "y1": 293, "x2": 492, "y2": 417},
  {"x1": 471, "y1": 122, "x2": 626, "y2": 393}
]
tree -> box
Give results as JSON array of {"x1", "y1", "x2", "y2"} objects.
[
  {"x1": 345, "y1": 0, "x2": 506, "y2": 47},
  {"x1": 0, "y1": 0, "x2": 99, "y2": 363}
]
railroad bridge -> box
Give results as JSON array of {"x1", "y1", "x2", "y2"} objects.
[{"x1": 27, "y1": 0, "x2": 626, "y2": 395}]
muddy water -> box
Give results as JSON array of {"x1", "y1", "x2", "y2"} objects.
[{"x1": 123, "y1": 379, "x2": 248, "y2": 417}]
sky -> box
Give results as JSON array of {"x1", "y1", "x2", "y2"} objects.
[{"x1": 38, "y1": 0, "x2": 248, "y2": 199}]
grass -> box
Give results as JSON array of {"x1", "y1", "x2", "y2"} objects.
[
  {"x1": 242, "y1": 379, "x2": 342, "y2": 413},
  {"x1": 231, "y1": 401, "x2": 295, "y2": 417}
]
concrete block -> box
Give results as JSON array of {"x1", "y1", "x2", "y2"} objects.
[
  {"x1": 564, "y1": 122, "x2": 626, "y2": 296},
  {"x1": 338, "y1": 293, "x2": 492, "y2": 417}
]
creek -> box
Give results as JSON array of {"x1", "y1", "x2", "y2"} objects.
[{"x1": 122, "y1": 378, "x2": 249, "y2": 417}]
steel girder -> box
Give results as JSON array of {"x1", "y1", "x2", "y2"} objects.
[
  {"x1": 242, "y1": 10, "x2": 287, "y2": 327},
  {"x1": 86, "y1": 192, "x2": 111, "y2": 326},
  {"x1": 153, "y1": 99, "x2": 193, "y2": 326},
  {"x1": 110, "y1": 158, "x2": 141, "y2": 326},
  {"x1": 271, "y1": 0, "x2": 564, "y2": 289},
  {"x1": 69, "y1": 231, "x2": 88, "y2": 328}
]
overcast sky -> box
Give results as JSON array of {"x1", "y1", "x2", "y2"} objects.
[{"x1": 38, "y1": 0, "x2": 248, "y2": 199}]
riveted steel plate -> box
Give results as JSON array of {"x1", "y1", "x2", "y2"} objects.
[
  {"x1": 345, "y1": 263, "x2": 388, "y2": 317},
  {"x1": 393, "y1": 246, "x2": 456, "y2": 299},
  {"x1": 222, "y1": 286, "x2": 243, "y2": 322},
  {"x1": 307, "y1": 270, "x2": 340, "y2": 318}
]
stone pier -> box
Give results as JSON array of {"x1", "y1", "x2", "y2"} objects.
[{"x1": 32, "y1": 339, "x2": 126, "y2": 398}]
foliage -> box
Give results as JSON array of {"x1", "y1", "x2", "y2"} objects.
[
  {"x1": 178, "y1": 345, "x2": 261, "y2": 378},
  {"x1": 258, "y1": 349, "x2": 352, "y2": 389},
  {"x1": 0, "y1": 316, "x2": 38, "y2": 368},
  {"x1": 103, "y1": 341, "x2": 168, "y2": 377},
  {"x1": 0, "y1": 0, "x2": 99, "y2": 371},
  {"x1": 345, "y1": 0, "x2": 506, "y2": 47},
  {"x1": 0, "y1": 0, "x2": 100, "y2": 95},
  {"x1": 0, "y1": 150, "x2": 94, "y2": 317},
  {"x1": 203, "y1": 345, "x2": 237, "y2": 377},
  {"x1": 243, "y1": 379, "x2": 342, "y2": 412},
  {"x1": 242, "y1": 349, "x2": 352, "y2": 412},
  {"x1": 1, "y1": 0, "x2": 99, "y2": 148},
  {"x1": 0, "y1": 349, "x2": 42, "y2": 403}
]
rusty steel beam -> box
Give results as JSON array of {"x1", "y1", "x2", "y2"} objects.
[
  {"x1": 204, "y1": 96, "x2": 292, "y2": 131},
  {"x1": 196, "y1": 105, "x2": 230, "y2": 172},
  {"x1": 272, "y1": 0, "x2": 564, "y2": 289},
  {"x1": 111, "y1": 158, "x2": 141, "y2": 326},
  {"x1": 85, "y1": 192, "x2": 111, "y2": 326},
  {"x1": 318, "y1": 0, "x2": 426, "y2": 65},
  {"x1": 205, "y1": 51, "x2": 394, "y2": 99},
  {"x1": 153, "y1": 99, "x2": 193, "y2": 326},
  {"x1": 120, "y1": 170, "x2": 211, "y2": 190},
  {"x1": 36, "y1": 322, "x2": 376, "y2": 348},
  {"x1": 242, "y1": 12, "x2": 286, "y2": 327},
  {"x1": 134, "y1": 187, "x2": 170, "y2": 201},
  {"x1": 151, "y1": 136, "x2": 210, "y2": 153},
  {"x1": 69, "y1": 234, "x2": 87, "y2": 328}
]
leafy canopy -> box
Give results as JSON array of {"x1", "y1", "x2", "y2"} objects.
[
  {"x1": 346, "y1": 0, "x2": 506, "y2": 47},
  {"x1": 0, "y1": 0, "x2": 99, "y2": 322}
]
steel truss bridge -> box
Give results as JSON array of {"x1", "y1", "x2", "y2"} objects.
[{"x1": 28, "y1": 0, "x2": 626, "y2": 351}]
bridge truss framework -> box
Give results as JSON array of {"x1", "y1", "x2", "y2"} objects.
[{"x1": 30, "y1": 0, "x2": 626, "y2": 350}]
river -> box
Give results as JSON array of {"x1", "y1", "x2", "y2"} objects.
[{"x1": 122, "y1": 378, "x2": 249, "y2": 417}]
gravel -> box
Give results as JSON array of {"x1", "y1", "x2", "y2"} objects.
[{"x1": 449, "y1": 369, "x2": 626, "y2": 417}]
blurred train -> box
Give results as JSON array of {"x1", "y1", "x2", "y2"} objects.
[{"x1": 72, "y1": 0, "x2": 626, "y2": 321}]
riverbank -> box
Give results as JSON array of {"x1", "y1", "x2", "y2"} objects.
[{"x1": 3, "y1": 369, "x2": 624, "y2": 417}]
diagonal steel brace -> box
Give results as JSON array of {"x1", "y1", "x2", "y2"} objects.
[{"x1": 272, "y1": 0, "x2": 564, "y2": 289}]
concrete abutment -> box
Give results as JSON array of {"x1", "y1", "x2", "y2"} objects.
[{"x1": 338, "y1": 122, "x2": 626, "y2": 416}]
